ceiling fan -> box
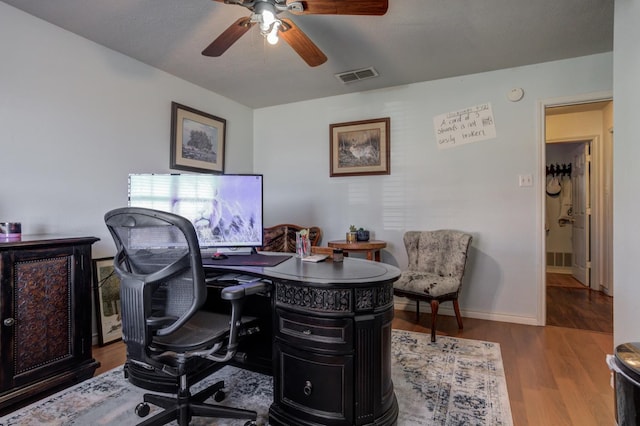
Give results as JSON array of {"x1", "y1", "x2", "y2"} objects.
[{"x1": 202, "y1": 0, "x2": 389, "y2": 67}]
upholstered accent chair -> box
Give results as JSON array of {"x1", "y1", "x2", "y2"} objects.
[
  {"x1": 261, "y1": 224, "x2": 322, "y2": 253},
  {"x1": 393, "y1": 230, "x2": 473, "y2": 342}
]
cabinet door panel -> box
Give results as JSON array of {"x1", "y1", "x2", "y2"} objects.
[
  {"x1": 2, "y1": 246, "x2": 84, "y2": 391},
  {"x1": 14, "y1": 256, "x2": 73, "y2": 378}
]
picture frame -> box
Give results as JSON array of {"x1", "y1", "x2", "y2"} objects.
[
  {"x1": 170, "y1": 101, "x2": 226, "y2": 174},
  {"x1": 330, "y1": 117, "x2": 390, "y2": 177},
  {"x1": 92, "y1": 257, "x2": 122, "y2": 346}
]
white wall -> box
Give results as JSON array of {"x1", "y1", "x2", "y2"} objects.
[
  {"x1": 0, "y1": 3, "x2": 254, "y2": 258},
  {"x1": 255, "y1": 53, "x2": 613, "y2": 324},
  {"x1": 613, "y1": 0, "x2": 640, "y2": 346}
]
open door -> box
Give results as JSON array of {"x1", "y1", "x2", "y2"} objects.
[{"x1": 570, "y1": 142, "x2": 591, "y2": 286}]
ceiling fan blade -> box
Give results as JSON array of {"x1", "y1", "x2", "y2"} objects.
[
  {"x1": 286, "y1": 0, "x2": 388, "y2": 15},
  {"x1": 279, "y1": 18, "x2": 327, "y2": 67},
  {"x1": 202, "y1": 17, "x2": 254, "y2": 57}
]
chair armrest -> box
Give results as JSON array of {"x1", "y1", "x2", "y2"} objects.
[{"x1": 221, "y1": 280, "x2": 271, "y2": 300}]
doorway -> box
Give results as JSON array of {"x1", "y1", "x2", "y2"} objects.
[{"x1": 542, "y1": 99, "x2": 613, "y2": 332}]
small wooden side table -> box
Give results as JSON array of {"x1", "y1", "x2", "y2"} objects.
[{"x1": 327, "y1": 240, "x2": 387, "y2": 262}]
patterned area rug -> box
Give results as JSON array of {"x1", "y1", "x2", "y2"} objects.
[
  {"x1": 392, "y1": 331, "x2": 512, "y2": 425},
  {"x1": 0, "y1": 330, "x2": 512, "y2": 425}
]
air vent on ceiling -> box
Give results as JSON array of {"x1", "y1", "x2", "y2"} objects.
[{"x1": 335, "y1": 67, "x2": 379, "y2": 84}]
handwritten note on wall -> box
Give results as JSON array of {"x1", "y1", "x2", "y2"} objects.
[{"x1": 433, "y1": 103, "x2": 496, "y2": 150}]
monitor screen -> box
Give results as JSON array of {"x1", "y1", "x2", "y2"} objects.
[{"x1": 128, "y1": 173, "x2": 263, "y2": 249}]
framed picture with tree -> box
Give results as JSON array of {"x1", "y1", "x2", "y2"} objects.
[
  {"x1": 170, "y1": 102, "x2": 226, "y2": 174},
  {"x1": 92, "y1": 257, "x2": 122, "y2": 346}
]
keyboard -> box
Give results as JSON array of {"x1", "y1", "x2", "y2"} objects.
[{"x1": 205, "y1": 273, "x2": 262, "y2": 284}]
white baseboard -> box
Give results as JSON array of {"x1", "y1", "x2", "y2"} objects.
[{"x1": 393, "y1": 299, "x2": 539, "y2": 326}]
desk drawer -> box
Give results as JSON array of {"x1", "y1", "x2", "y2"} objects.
[
  {"x1": 274, "y1": 343, "x2": 354, "y2": 424},
  {"x1": 276, "y1": 309, "x2": 352, "y2": 352}
]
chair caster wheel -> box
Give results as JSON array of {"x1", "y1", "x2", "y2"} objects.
[
  {"x1": 135, "y1": 402, "x2": 150, "y2": 417},
  {"x1": 214, "y1": 389, "x2": 226, "y2": 402}
]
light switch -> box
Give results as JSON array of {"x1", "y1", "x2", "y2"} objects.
[{"x1": 518, "y1": 174, "x2": 533, "y2": 187}]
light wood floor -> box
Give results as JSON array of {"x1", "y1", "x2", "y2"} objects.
[
  {"x1": 546, "y1": 272, "x2": 613, "y2": 333},
  {"x1": 94, "y1": 310, "x2": 616, "y2": 426}
]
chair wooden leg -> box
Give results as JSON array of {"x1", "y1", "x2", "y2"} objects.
[
  {"x1": 430, "y1": 300, "x2": 439, "y2": 342},
  {"x1": 453, "y1": 299, "x2": 464, "y2": 329},
  {"x1": 415, "y1": 300, "x2": 420, "y2": 322}
]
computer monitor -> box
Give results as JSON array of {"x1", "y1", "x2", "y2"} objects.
[{"x1": 128, "y1": 173, "x2": 263, "y2": 253}]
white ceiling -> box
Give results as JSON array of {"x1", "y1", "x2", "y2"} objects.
[{"x1": 2, "y1": 0, "x2": 614, "y2": 109}]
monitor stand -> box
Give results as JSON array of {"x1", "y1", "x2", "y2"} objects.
[{"x1": 215, "y1": 247, "x2": 256, "y2": 256}]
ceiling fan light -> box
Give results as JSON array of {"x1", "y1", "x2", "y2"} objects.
[
  {"x1": 266, "y1": 33, "x2": 279, "y2": 45},
  {"x1": 266, "y1": 21, "x2": 280, "y2": 45},
  {"x1": 262, "y1": 10, "x2": 276, "y2": 26},
  {"x1": 255, "y1": 1, "x2": 277, "y2": 31}
]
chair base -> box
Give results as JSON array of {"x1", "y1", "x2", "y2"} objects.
[
  {"x1": 137, "y1": 380, "x2": 257, "y2": 426},
  {"x1": 124, "y1": 359, "x2": 221, "y2": 394},
  {"x1": 395, "y1": 290, "x2": 463, "y2": 343}
]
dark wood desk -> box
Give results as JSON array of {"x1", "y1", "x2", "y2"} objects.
[
  {"x1": 327, "y1": 239, "x2": 387, "y2": 262},
  {"x1": 205, "y1": 255, "x2": 400, "y2": 426}
]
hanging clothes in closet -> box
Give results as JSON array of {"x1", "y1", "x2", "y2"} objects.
[
  {"x1": 558, "y1": 176, "x2": 573, "y2": 226},
  {"x1": 545, "y1": 163, "x2": 573, "y2": 229}
]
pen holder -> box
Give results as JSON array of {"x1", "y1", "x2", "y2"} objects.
[
  {"x1": 296, "y1": 231, "x2": 311, "y2": 258},
  {"x1": 333, "y1": 249, "x2": 344, "y2": 262}
]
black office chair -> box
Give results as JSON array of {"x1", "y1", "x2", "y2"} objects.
[{"x1": 104, "y1": 207, "x2": 268, "y2": 426}]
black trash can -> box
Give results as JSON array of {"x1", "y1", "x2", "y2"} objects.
[{"x1": 609, "y1": 342, "x2": 640, "y2": 425}]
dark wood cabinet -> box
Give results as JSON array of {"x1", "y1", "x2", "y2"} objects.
[{"x1": 0, "y1": 236, "x2": 100, "y2": 412}]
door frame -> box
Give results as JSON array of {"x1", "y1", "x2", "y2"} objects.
[{"x1": 536, "y1": 91, "x2": 613, "y2": 325}]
